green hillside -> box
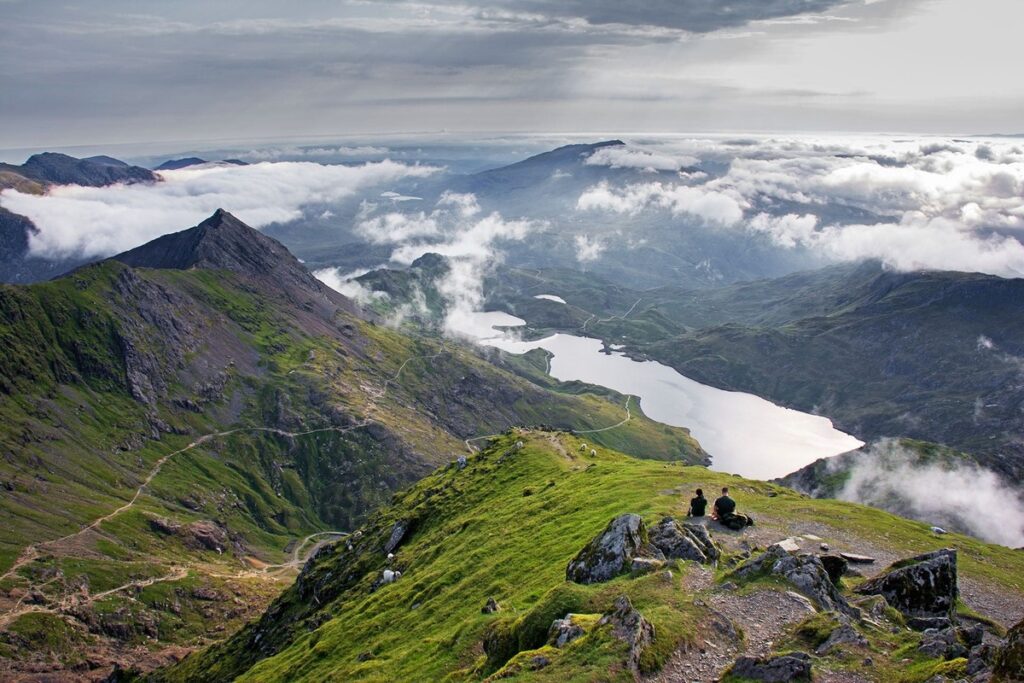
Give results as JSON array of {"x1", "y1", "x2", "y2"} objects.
[
  {"x1": 158, "y1": 430, "x2": 1024, "y2": 683},
  {"x1": 0, "y1": 213, "x2": 704, "y2": 679}
]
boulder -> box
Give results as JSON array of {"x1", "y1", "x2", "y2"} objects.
[
  {"x1": 649, "y1": 517, "x2": 720, "y2": 564},
  {"x1": 730, "y1": 544, "x2": 857, "y2": 617},
  {"x1": 855, "y1": 549, "x2": 958, "y2": 622},
  {"x1": 482, "y1": 597, "x2": 501, "y2": 614},
  {"x1": 566, "y1": 514, "x2": 664, "y2": 584},
  {"x1": 599, "y1": 596, "x2": 654, "y2": 674},
  {"x1": 184, "y1": 521, "x2": 229, "y2": 552},
  {"x1": 548, "y1": 614, "x2": 586, "y2": 648},
  {"x1": 729, "y1": 652, "x2": 812, "y2": 682},
  {"x1": 630, "y1": 557, "x2": 664, "y2": 575},
  {"x1": 815, "y1": 624, "x2": 868, "y2": 655},
  {"x1": 993, "y1": 617, "x2": 1024, "y2": 680}
]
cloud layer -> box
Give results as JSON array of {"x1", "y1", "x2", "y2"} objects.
[
  {"x1": 836, "y1": 439, "x2": 1024, "y2": 547},
  {"x1": 0, "y1": 160, "x2": 439, "y2": 258},
  {"x1": 576, "y1": 135, "x2": 1024, "y2": 277}
]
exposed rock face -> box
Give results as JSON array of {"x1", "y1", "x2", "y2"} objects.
[
  {"x1": 599, "y1": 596, "x2": 654, "y2": 674},
  {"x1": 384, "y1": 520, "x2": 411, "y2": 554},
  {"x1": 729, "y1": 651, "x2": 812, "y2": 682},
  {"x1": 548, "y1": 615, "x2": 586, "y2": 648},
  {"x1": 855, "y1": 549, "x2": 957, "y2": 622},
  {"x1": 566, "y1": 514, "x2": 664, "y2": 584},
  {"x1": 730, "y1": 544, "x2": 857, "y2": 617},
  {"x1": 482, "y1": 597, "x2": 501, "y2": 614},
  {"x1": 648, "y1": 517, "x2": 720, "y2": 564},
  {"x1": 994, "y1": 617, "x2": 1024, "y2": 680}
]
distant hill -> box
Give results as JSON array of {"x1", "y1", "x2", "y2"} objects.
[{"x1": 0, "y1": 152, "x2": 155, "y2": 188}]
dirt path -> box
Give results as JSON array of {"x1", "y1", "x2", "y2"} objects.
[
  {"x1": 0, "y1": 422, "x2": 373, "y2": 586},
  {"x1": 581, "y1": 298, "x2": 642, "y2": 332}
]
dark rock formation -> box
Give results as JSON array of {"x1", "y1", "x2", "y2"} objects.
[
  {"x1": 384, "y1": 520, "x2": 410, "y2": 554},
  {"x1": 729, "y1": 651, "x2": 812, "y2": 682},
  {"x1": 566, "y1": 514, "x2": 664, "y2": 584},
  {"x1": 994, "y1": 617, "x2": 1024, "y2": 680},
  {"x1": 730, "y1": 544, "x2": 858, "y2": 617},
  {"x1": 154, "y1": 157, "x2": 207, "y2": 171},
  {"x1": 818, "y1": 554, "x2": 848, "y2": 586},
  {"x1": 648, "y1": 516, "x2": 720, "y2": 563},
  {"x1": 2, "y1": 152, "x2": 156, "y2": 187},
  {"x1": 855, "y1": 549, "x2": 958, "y2": 622},
  {"x1": 815, "y1": 624, "x2": 868, "y2": 655},
  {"x1": 482, "y1": 597, "x2": 501, "y2": 614}
]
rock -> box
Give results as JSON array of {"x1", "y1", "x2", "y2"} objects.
[
  {"x1": 815, "y1": 624, "x2": 868, "y2": 655},
  {"x1": 456, "y1": 456, "x2": 468, "y2": 470},
  {"x1": 482, "y1": 597, "x2": 501, "y2": 614},
  {"x1": 820, "y1": 543, "x2": 831, "y2": 552},
  {"x1": 566, "y1": 514, "x2": 664, "y2": 584},
  {"x1": 149, "y1": 517, "x2": 180, "y2": 535},
  {"x1": 918, "y1": 627, "x2": 965, "y2": 660},
  {"x1": 528, "y1": 655, "x2": 550, "y2": 670},
  {"x1": 648, "y1": 516, "x2": 720, "y2": 563},
  {"x1": 384, "y1": 520, "x2": 411, "y2": 554},
  {"x1": 729, "y1": 651, "x2": 813, "y2": 682},
  {"x1": 776, "y1": 537, "x2": 802, "y2": 552},
  {"x1": 967, "y1": 643, "x2": 995, "y2": 676},
  {"x1": 907, "y1": 616, "x2": 953, "y2": 631},
  {"x1": 852, "y1": 594, "x2": 892, "y2": 623},
  {"x1": 548, "y1": 614, "x2": 586, "y2": 648},
  {"x1": 993, "y1": 617, "x2": 1024, "y2": 680},
  {"x1": 630, "y1": 557, "x2": 664, "y2": 575},
  {"x1": 598, "y1": 596, "x2": 654, "y2": 674},
  {"x1": 931, "y1": 526, "x2": 948, "y2": 535},
  {"x1": 184, "y1": 521, "x2": 229, "y2": 552},
  {"x1": 855, "y1": 549, "x2": 958, "y2": 621},
  {"x1": 730, "y1": 544, "x2": 857, "y2": 617},
  {"x1": 840, "y1": 552, "x2": 876, "y2": 564},
  {"x1": 818, "y1": 554, "x2": 848, "y2": 586},
  {"x1": 957, "y1": 624, "x2": 984, "y2": 648}
]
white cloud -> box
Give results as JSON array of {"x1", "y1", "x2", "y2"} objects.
[
  {"x1": 576, "y1": 180, "x2": 744, "y2": 225},
  {"x1": 238, "y1": 145, "x2": 390, "y2": 161},
  {"x1": 573, "y1": 234, "x2": 605, "y2": 262},
  {"x1": 585, "y1": 145, "x2": 697, "y2": 172},
  {"x1": 748, "y1": 212, "x2": 819, "y2": 248},
  {"x1": 837, "y1": 439, "x2": 1024, "y2": 548},
  {"x1": 357, "y1": 211, "x2": 441, "y2": 244},
  {"x1": 0, "y1": 160, "x2": 440, "y2": 259},
  {"x1": 436, "y1": 190, "x2": 481, "y2": 217}
]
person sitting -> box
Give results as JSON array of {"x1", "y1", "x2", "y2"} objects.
[
  {"x1": 713, "y1": 486, "x2": 753, "y2": 530},
  {"x1": 687, "y1": 488, "x2": 707, "y2": 517}
]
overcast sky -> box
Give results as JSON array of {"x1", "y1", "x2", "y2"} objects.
[{"x1": 1, "y1": 0, "x2": 1021, "y2": 149}]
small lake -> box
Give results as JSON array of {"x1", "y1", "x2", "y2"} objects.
[{"x1": 460, "y1": 313, "x2": 863, "y2": 480}]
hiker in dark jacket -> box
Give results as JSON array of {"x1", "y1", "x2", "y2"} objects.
[
  {"x1": 713, "y1": 486, "x2": 753, "y2": 530},
  {"x1": 687, "y1": 488, "x2": 707, "y2": 517}
]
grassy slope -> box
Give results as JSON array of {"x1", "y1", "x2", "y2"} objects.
[
  {"x1": 0, "y1": 260, "x2": 704, "y2": 675},
  {"x1": 161, "y1": 431, "x2": 1024, "y2": 683}
]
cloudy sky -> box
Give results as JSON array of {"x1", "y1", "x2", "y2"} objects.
[{"x1": 1, "y1": 0, "x2": 1021, "y2": 149}]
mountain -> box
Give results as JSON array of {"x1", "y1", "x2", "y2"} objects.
[
  {"x1": 0, "y1": 211, "x2": 703, "y2": 680},
  {"x1": 154, "y1": 430, "x2": 1024, "y2": 682},
  {"x1": 0, "y1": 152, "x2": 156, "y2": 188},
  {"x1": 0, "y1": 153, "x2": 159, "y2": 284},
  {"x1": 154, "y1": 157, "x2": 207, "y2": 171}
]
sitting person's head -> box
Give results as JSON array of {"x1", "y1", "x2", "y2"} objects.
[
  {"x1": 695, "y1": 488, "x2": 703, "y2": 498},
  {"x1": 722, "y1": 486, "x2": 729, "y2": 496}
]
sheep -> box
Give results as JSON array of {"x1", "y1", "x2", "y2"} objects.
[
  {"x1": 578, "y1": 443, "x2": 588, "y2": 452},
  {"x1": 515, "y1": 440, "x2": 524, "y2": 450},
  {"x1": 381, "y1": 569, "x2": 402, "y2": 584},
  {"x1": 590, "y1": 449, "x2": 597, "y2": 457}
]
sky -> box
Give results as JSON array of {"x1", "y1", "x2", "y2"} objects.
[{"x1": 1, "y1": 0, "x2": 1022, "y2": 149}]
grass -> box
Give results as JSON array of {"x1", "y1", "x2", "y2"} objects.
[{"x1": 160, "y1": 431, "x2": 1024, "y2": 682}]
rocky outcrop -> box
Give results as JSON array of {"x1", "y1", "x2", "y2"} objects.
[
  {"x1": 599, "y1": 596, "x2": 654, "y2": 674},
  {"x1": 548, "y1": 615, "x2": 587, "y2": 648},
  {"x1": 855, "y1": 549, "x2": 958, "y2": 623},
  {"x1": 730, "y1": 544, "x2": 857, "y2": 617},
  {"x1": 728, "y1": 651, "x2": 812, "y2": 682},
  {"x1": 994, "y1": 617, "x2": 1024, "y2": 680},
  {"x1": 566, "y1": 514, "x2": 664, "y2": 584},
  {"x1": 648, "y1": 517, "x2": 720, "y2": 563},
  {"x1": 818, "y1": 554, "x2": 848, "y2": 586},
  {"x1": 384, "y1": 520, "x2": 411, "y2": 554},
  {"x1": 815, "y1": 624, "x2": 867, "y2": 655}
]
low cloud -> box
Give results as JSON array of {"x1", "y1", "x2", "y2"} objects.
[
  {"x1": 574, "y1": 234, "x2": 605, "y2": 262},
  {"x1": 576, "y1": 180, "x2": 744, "y2": 225},
  {"x1": 349, "y1": 191, "x2": 540, "y2": 338},
  {"x1": 0, "y1": 160, "x2": 440, "y2": 259},
  {"x1": 836, "y1": 439, "x2": 1024, "y2": 547},
  {"x1": 585, "y1": 146, "x2": 697, "y2": 172},
  {"x1": 576, "y1": 135, "x2": 1024, "y2": 278}
]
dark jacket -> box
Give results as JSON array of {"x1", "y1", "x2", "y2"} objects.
[
  {"x1": 714, "y1": 495, "x2": 736, "y2": 518},
  {"x1": 688, "y1": 495, "x2": 707, "y2": 517}
]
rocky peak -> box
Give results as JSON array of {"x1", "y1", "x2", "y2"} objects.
[
  {"x1": 18, "y1": 152, "x2": 156, "y2": 187},
  {"x1": 111, "y1": 210, "x2": 351, "y2": 310}
]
